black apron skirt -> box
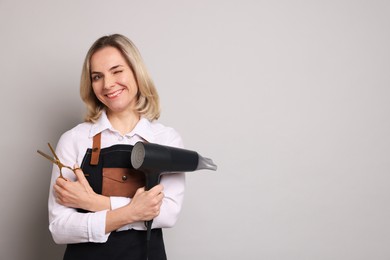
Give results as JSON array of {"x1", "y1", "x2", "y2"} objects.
[{"x1": 63, "y1": 144, "x2": 167, "y2": 260}]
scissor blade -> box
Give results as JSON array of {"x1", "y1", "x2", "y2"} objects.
[
  {"x1": 37, "y1": 150, "x2": 58, "y2": 164},
  {"x1": 48, "y1": 143, "x2": 60, "y2": 160}
]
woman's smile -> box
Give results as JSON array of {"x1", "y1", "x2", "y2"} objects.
[{"x1": 106, "y1": 88, "x2": 124, "y2": 99}]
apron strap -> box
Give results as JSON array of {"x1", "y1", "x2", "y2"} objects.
[{"x1": 90, "y1": 132, "x2": 102, "y2": 165}]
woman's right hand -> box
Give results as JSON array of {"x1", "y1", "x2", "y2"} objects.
[{"x1": 55, "y1": 166, "x2": 110, "y2": 212}]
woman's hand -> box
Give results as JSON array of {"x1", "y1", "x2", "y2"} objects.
[
  {"x1": 128, "y1": 185, "x2": 164, "y2": 222},
  {"x1": 54, "y1": 166, "x2": 110, "y2": 212},
  {"x1": 104, "y1": 184, "x2": 164, "y2": 233}
]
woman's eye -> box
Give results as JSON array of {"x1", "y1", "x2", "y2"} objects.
[
  {"x1": 92, "y1": 75, "x2": 101, "y2": 81},
  {"x1": 113, "y1": 70, "x2": 123, "y2": 74}
]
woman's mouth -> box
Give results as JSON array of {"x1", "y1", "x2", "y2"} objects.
[{"x1": 106, "y1": 89, "x2": 124, "y2": 98}]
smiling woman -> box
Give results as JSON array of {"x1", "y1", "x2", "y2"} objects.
[{"x1": 47, "y1": 34, "x2": 186, "y2": 260}]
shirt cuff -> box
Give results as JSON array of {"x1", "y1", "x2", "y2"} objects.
[
  {"x1": 88, "y1": 210, "x2": 110, "y2": 243},
  {"x1": 110, "y1": 196, "x2": 131, "y2": 210},
  {"x1": 116, "y1": 220, "x2": 145, "y2": 232}
]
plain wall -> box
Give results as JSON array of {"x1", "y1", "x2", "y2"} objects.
[{"x1": 1, "y1": 0, "x2": 389, "y2": 259}]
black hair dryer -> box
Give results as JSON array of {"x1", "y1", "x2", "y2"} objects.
[{"x1": 130, "y1": 141, "x2": 217, "y2": 242}]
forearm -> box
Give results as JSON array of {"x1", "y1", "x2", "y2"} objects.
[
  {"x1": 86, "y1": 194, "x2": 111, "y2": 212},
  {"x1": 105, "y1": 205, "x2": 139, "y2": 233},
  {"x1": 49, "y1": 171, "x2": 111, "y2": 243}
]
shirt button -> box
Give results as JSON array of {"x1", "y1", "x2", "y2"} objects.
[{"x1": 118, "y1": 136, "x2": 124, "y2": 141}]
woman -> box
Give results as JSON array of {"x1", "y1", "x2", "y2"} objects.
[{"x1": 48, "y1": 34, "x2": 185, "y2": 260}]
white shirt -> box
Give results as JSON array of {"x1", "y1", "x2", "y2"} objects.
[{"x1": 48, "y1": 111, "x2": 185, "y2": 244}]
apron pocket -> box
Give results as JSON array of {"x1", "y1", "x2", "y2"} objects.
[{"x1": 102, "y1": 168, "x2": 145, "y2": 198}]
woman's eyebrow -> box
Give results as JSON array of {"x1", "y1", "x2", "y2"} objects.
[
  {"x1": 91, "y1": 65, "x2": 124, "y2": 74},
  {"x1": 109, "y1": 65, "x2": 124, "y2": 71}
]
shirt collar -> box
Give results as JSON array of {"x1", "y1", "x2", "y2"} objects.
[
  {"x1": 129, "y1": 117, "x2": 156, "y2": 143},
  {"x1": 89, "y1": 110, "x2": 156, "y2": 143},
  {"x1": 89, "y1": 110, "x2": 112, "y2": 138}
]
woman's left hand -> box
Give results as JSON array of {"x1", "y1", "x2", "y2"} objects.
[{"x1": 54, "y1": 166, "x2": 110, "y2": 212}]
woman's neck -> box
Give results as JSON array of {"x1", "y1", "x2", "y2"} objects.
[{"x1": 107, "y1": 109, "x2": 140, "y2": 136}]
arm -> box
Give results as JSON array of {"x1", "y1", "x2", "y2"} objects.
[
  {"x1": 100, "y1": 129, "x2": 187, "y2": 231},
  {"x1": 48, "y1": 131, "x2": 110, "y2": 244},
  {"x1": 49, "y1": 162, "x2": 165, "y2": 243},
  {"x1": 55, "y1": 167, "x2": 165, "y2": 233}
]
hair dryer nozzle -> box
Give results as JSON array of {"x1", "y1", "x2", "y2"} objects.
[{"x1": 197, "y1": 155, "x2": 218, "y2": 171}]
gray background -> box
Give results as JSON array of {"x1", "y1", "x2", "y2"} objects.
[{"x1": 1, "y1": 0, "x2": 389, "y2": 259}]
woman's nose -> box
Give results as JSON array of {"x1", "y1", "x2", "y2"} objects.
[{"x1": 104, "y1": 75, "x2": 116, "y2": 89}]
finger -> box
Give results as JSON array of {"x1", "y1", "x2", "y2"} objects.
[
  {"x1": 158, "y1": 191, "x2": 165, "y2": 199},
  {"x1": 53, "y1": 183, "x2": 61, "y2": 193},
  {"x1": 54, "y1": 185, "x2": 63, "y2": 202},
  {"x1": 55, "y1": 195, "x2": 62, "y2": 204},
  {"x1": 149, "y1": 184, "x2": 164, "y2": 196},
  {"x1": 55, "y1": 193, "x2": 68, "y2": 206},
  {"x1": 56, "y1": 177, "x2": 68, "y2": 187},
  {"x1": 73, "y1": 164, "x2": 87, "y2": 182},
  {"x1": 73, "y1": 163, "x2": 81, "y2": 171},
  {"x1": 156, "y1": 193, "x2": 164, "y2": 206},
  {"x1": 151, "y1": 184, "x2": 164, "y2": 193},
  {"x1": 136, "y1": 186, "x2": 146, "y2": 195}
]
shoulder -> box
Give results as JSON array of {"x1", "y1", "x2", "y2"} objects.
[
  {"x1": 51, "y1": 122, "x2": 94, "y2": 166},
  {"x1": 147, "y1": 120, "x2": 184, "y2": 148},
  {"x1": 56, "y1": 122, "x2": 93, "y2": 159},
  {"x1": 58, "y1": 122, "x2": 93, "y2": 143}
]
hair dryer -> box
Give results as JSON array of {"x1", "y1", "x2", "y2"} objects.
[
  {"x1": 130, "y1": 141, "x2": 217, "y2": 246},
  {"x1": 131, "y1": 141, "x2": 217, "y2": 189}
]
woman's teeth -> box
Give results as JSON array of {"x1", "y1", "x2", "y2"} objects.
[{"x1": 106, "y1": 89, "x2": 123, "y2": 98}]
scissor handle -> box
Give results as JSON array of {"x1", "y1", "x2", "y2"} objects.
[
  {"x1": 37, "y1": 145, "x2": 89, "y2": 178},
  {"x1": 37, "y1": 148, "x2": 68, "y2": 180}
]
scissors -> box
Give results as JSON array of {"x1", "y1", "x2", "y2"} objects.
[{"x1": 37, "y1": 143, "x2": 84, "y2": 180}]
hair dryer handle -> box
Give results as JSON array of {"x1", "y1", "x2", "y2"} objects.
[{"x1": 144, "y1": 171, "x2": 161, "y2": 191}]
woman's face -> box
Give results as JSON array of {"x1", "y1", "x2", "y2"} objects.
[{"x1": 90, "y1": 46, "x2": 138, "y2": 116}]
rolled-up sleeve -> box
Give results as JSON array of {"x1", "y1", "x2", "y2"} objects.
[{"x1": 48, "y1": 130, "x2": 110, "y2": 244}]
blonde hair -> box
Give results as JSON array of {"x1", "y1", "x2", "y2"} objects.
[{"x1": 80, "y1": 34, "x2": 160, "y2": 122}]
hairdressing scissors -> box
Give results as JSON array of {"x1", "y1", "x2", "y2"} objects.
[{"x1": 37, "y1": 143, "x2": 83, "y2": 180}]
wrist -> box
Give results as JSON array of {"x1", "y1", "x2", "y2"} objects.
[
  {"x1": 123, "y1": 203, "x2": 138, "y2": 224},
  {"x1": 105, "y1": 204, "x2": 137, "y2": 233},
  {"x1": 88, "y1": 194, "x2": 111, "y2": 212}
]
